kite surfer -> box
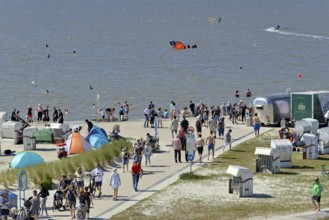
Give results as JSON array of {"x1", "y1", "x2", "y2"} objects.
[{"x1": 275, "y1": 25, "x2": 280, "y2": 30}]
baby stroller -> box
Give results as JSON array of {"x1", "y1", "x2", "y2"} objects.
[
  {"x1": 52, "y1": 190, "x2": 65, "y2": 211},
  {"x1": 76, "y1": 204, "x2": 87, "y2": 220}
]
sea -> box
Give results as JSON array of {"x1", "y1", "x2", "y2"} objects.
[{"x1": 1, "y1": 0, "x2": 329, "y2": 121}]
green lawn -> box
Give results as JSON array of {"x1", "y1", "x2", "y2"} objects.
[{"x1": 111, "y1": 130, "x2": 329, "y2": 220}]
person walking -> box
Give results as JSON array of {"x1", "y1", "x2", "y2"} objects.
[
  {"x1": 74, "y1": 167, "x2": 85, "y2": 195},
  {"x1": 170, "y1": 116, "x2": 179, "y2": 139},
  {"x1": 53, "y1": 107, "x2": 58, "y2": 122},
  {"x1": 91, "y1": 163, "x2": 104, "y2": 197},
  {"x1": 206, "y1": 131, "x2": 216, "y2": 161},
  {"x1": 312, "y1": 177, "x2": 322, "y2": 211},
  {"x1": 172, "y1": 135, "x2": 182, "y2": 163},
  {"x1": 83, "y1": 186, "x2": 93, "y2": 219},
  {"x1": 29, "y1": 190, "x2": 40, "y2": 220},
  {"x1": 121, "y1": 147, "x2": 130, "y2": 173},
  {"x1": 109, "y1": 168, "x2": 121, "y2": 201},
  {"x1": 131, "y1": 160, "x2": 142, "y2": 192},
  {"x1": 253, "y1": 113, "x2": 261, "y2": 138},
  {"x1": 223, "y1": 129, "x2": 232, "y2": 151},
  {"x1": 195, "y1": 134, "x2": 205, "y2": 163},
  {"x1": 37, "y1": 183, "x2": 49, "y2": 217},
  {"x1": 66, "y1": 184, "x2": 77, "y2": 219},
  {"x1": 144, "y1": 142, "x2": 152, "y2": 166}
]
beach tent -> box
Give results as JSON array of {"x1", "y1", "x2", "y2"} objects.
[
  {"x1": 65, "y1": 132, "x2": 92, "y2": 155},
  {"x1": 11, "y1": 152, "x2": 44, "y2": 169},
  {"x1": 85, "y1": 126, "x2": 109, "y2": 148},
  {"x1": 34, "y1": 129, "x2": 52, "y2": 143}
]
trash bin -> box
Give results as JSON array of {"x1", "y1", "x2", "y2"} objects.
[{"x1": 23, "y1": 126, "x2": 38, "y2": 150}]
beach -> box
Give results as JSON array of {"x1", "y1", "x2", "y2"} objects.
[{"x1": 0, "y1": 114, "x2": 271, "y2": 219}]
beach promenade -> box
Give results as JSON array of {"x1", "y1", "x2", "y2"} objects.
[{"x1": 2, "y1": 118, "x2": 328, "y2": 220}]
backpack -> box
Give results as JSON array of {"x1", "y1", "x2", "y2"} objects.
[{"x1": 67, "y1": 190, "x2": 76, "y2": 202}]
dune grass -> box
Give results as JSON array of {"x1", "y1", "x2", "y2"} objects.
[
  {"x1": 111, "y1": 130, "x2": 329, "y2": 220},
  {"x1": 0, "y1": 140, "x2": 132, "y2": 189}
]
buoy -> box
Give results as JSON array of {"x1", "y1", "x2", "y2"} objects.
[{"x1": 297, "y1": 73, "x2": 302, "y2": 78}]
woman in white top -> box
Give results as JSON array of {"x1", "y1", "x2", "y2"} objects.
[
  {"x1": 109, "y1": 168, "x2": 121, "y2": 201},
  {"x1": 74, "y1": 167, "x2": 84, "y2": 194}
]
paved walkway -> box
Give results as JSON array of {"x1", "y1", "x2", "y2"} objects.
[{"x1": 7, "y1": 118, "x2": 271, "y2": 219}]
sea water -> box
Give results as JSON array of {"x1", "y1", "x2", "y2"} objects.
[{"x1": 0, "y1": 0, "x2": 329, "y2": 121}]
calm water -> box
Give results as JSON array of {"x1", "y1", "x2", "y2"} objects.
[{"x1": 0, "y1": 0, "x2": 329, "y2": 121}]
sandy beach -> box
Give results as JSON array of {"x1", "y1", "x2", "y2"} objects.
[
  {"x1": 0, "y1": 114, "x2": 264, "y2": 219},
  {"x1": 0, "y1": 116, "x2": 328, "y2": 220}
]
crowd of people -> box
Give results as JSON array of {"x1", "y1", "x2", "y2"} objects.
[{"x1": 10, "y1": 104, "x2": 66, "y2": 125}]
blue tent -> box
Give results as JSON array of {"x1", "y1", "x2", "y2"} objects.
[
  {"x1": 11, "y1": 152, "x2": 44, "y2": 169},
  {"x1": 85, "y1": 126, "x2": 109, "y2": 148}
]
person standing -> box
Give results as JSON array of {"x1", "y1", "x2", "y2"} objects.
[
  {"x1": 157, "y1": 108, "x2": 163, "y2": 128},
  {"x1": 196, "y1": 116, "x2": 202, "y2": 135},
  {"x1": 0, "y1": 190, "x2": 10, "y2": 220},
  {"x1": 27, "y1": 105, "x2": 33, "y2": 123},
  {"x1": 253, "y1": 113, "x2": 261, "y2": 138},
  {"x1": 206, "y1": 131, "x2": 216, "y2": 161},
  {"x1": 312, "y1": 177, "x2": 322, "y2": 211},
  {"x1": 53, "y1": 107, "x2": 58, "y2": 122},
  {"x1": 180, "y1": 117, "x2": 189, "y2": 133},
  {"x1": 143, "y1": 107, "x2": 150, "y2": 128},
  {"x1": 85, "y1": 119, "x2": 94, "y2": 133},
  {"x1": 91, "y1": 163, "x2": 104, "y2": 197},
  {"x1": 172, "y1": 135, "x2": 182, "y2": 163},
  {"x1": 58, "y1": 109, "x2": 64, "y2": 123},
  {"x1": 43, "y1": 106, "x2": 50, "y2": 125},
  {"x1": 144, "y1": 142, "x2": 152, "y2": 166},
  {"x1": 29, "y1": 190, "x2": 40, "y2": 220},
  {"x1": 109, "y1": 168, "x2": 121, "y2": 201},
  {"x1": 223, "y1": 129, "x2": 232, "y2": 151},
  {"x1": 37, "y1": 183, "x2": 49, "y2": 217},
  {"x1": 195, "y1": 134, "x2": 205, "y2": 163},
  {"x1": 131, "y1": 160, "x2": 141, "y2": 192},
  {"x1": 36, "y1": 104, "x2": 43, "y2": 123},
  {"x1": 189, "y1": 101, "x2": 195, "y2": 116},
  {"x1": 170, "y1": 116, "x2": 179, "y2": 139}
]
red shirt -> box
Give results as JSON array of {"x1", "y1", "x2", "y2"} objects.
[{"x1": 132, "y1": 163, "x2": 141, "y2": 174}]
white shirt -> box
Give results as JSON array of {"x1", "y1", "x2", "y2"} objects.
[
  {"x1": 144, "y1": 108, "x2": 150, "y2": 115},
  {"x1": 91, "y1": 167, "x2": 104, "y2": 182}
]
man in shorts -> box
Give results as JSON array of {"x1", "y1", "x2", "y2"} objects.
[
  {"x1": 312, "y1": 177, "x2": 322, "y2": 211},
  {"x1": 121, "y1": 147, "x2": 130, "y2": 173},
  {"x1": 195, "y1": 134, "x2": 205, "y2": 163},
  {"x1": 91, "y1": 163, "x2": 104, "y2": 197},
  {"x1": 206, "y1": 131, "x2": 216, "y2": 161}
]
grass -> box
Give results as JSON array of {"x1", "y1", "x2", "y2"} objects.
[
  {"x1": 111, "y1": 129, "x2": 329, "y2": 220},
  {"x1": 0, "y1": 139, "x2": 132, "y2": 189}
]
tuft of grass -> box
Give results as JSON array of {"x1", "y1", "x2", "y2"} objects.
[{"x1": 179, "y1": 172, "x2": 214, "y2": 181}]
